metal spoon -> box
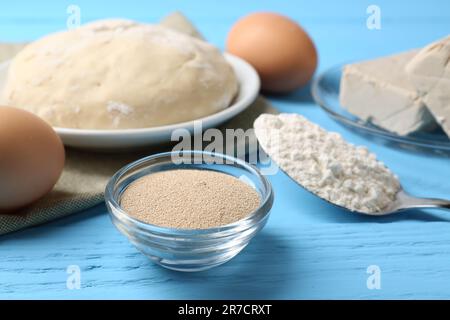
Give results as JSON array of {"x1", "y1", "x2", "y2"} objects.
[
  {"x1": 253, "y1": 113, "x2": 450, "y2": 216},
  {"x1": 269, "y1": 158, "x2": 450, "y2": 216},
  {"x1": 375, "y1": 188, "x2": 450, "y2": 216}
]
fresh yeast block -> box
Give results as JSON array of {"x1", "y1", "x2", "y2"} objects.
[
  {"x1": 406, "y1": 35, "x2": 450, "y2": 138},
  {"x1": 340, "y1": 51, "x2": 436, "y2": 135}
]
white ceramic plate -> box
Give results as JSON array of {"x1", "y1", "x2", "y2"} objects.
[{"x1": 0, "y1": 53, "x2": 260, "y2": 150}]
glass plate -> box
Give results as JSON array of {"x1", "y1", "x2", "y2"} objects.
[{"x1": 311, "y1": 64, "x2": 450, "y2": 153}]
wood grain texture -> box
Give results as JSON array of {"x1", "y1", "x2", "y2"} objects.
[
  {"x1": 2, "y1": 204, "x2": 450, "y2": 299},
  {"x1": 1, "y1": 0, "x2": 450, "y2": 299}
]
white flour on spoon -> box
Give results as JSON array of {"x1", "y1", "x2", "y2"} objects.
[{"x1": 254, "y1": 113, "x2": 400, "y2": 213}]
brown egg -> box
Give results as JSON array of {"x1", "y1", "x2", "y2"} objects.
[
  {"x1": 226, "y1": 12, "x2": 318, "y2": 93},
  {"x1": 0, "y1": 107, "x2": 65, "y2": 213}
]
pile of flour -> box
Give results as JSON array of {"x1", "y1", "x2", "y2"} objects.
[{"x1": 254, "y1": 113, "x2": 400, "y2": 214}]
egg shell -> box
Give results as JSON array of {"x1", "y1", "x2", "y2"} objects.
[
  {"x1": 0, "y1": 107, "x2": 65, "y2": 213},
  {"x1": 226, "y1": 12, "x2": 318, "y2": 93}
]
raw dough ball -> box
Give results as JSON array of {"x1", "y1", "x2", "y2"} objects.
[{"x1": 1, "y1": 19, "x2": 238, "y2": 129}]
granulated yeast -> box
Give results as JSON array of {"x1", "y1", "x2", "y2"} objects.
[{"x1": 120, "y1": 169, "x2": 261, "y2": 229}]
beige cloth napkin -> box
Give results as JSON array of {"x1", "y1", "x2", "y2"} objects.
[{"x1": 0, "y1": 42, "x2": 277, "y2": 235}]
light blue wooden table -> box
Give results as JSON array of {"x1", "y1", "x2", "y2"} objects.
[{"x1": 1, "y1": 0, "x2": 450, "y2": 299}]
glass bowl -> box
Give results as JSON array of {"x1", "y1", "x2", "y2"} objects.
[
  {"x1": 105, "y1": 150, "x2": 274, "y2": 272},
  {"x1": 311, "y1": 63, "x2": 450, "y2": 153}
]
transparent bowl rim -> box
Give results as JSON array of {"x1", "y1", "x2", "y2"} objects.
[{"x1": 105, "y1": 150, "x2": 274, "y2": 236}]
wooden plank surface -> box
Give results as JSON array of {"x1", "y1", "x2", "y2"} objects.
[{"x1": 1, "y1": 0, "x2": 450, "y2": 299}]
